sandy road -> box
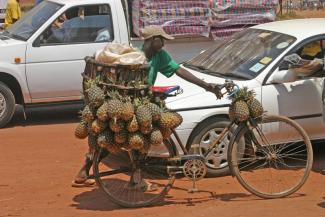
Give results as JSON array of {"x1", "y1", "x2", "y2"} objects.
[{"x1": 0, "y1": 107, "x2": 325, "y2": 217}]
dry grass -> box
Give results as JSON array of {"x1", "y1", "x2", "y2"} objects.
[{"x1": 277, "y1": 9, "x2": 325, "y2": 20}]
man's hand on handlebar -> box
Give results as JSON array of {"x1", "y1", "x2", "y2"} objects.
[
  {"x1": 205, "y1": 80, "x2": 236, "y2": 99},
  {"x1": 204, "y1": 83, "x2": 223, "y2": 99}
]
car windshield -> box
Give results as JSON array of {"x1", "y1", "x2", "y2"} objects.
[
  {"x1": 184, "y1": 29, "x2": 296, "y2": 80},
  {"x1": 2, "y1": 1, "x2": 62, "y2": 41}
]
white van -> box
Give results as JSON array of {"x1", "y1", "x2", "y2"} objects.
[{"x1": 0, "y1": 0, "x2": 7, "y2": 28}]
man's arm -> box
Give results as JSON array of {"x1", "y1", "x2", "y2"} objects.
[{"x1": 175, "y1": 67, "x2": 216, "y2": 92}]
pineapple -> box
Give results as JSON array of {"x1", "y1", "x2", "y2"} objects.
[
  {"x1": 97, "y1": 130, "x2": 111, "y2": 148},
  {"x1": 91, "y1": 119, "x2": 107, "y2": 134},
  {"x1": 229, "y1": 87, "x2": 256, "y2": 122},
  {"x1": 96, "y1": 102, "x2": 109, "y2": 121},
  {"x1": 109, "y1": 119, "x2": 125, "y2": 133},
  {"x1": 150, "y1": 129, "x2": 163, "y2": 145},
  {"x1": 107, "y1": 99, "x2": 124, "y2": 120},
  {"x1": 126, "y1": 115, "x2": 139, "y2": 133},
  {"x1": 121, "y1": 100, "x2": 134, "y2": 121},
  {"x1": 145, "y1": 103, "x2": 161, "y2": 121},
  {"x1": 233, "y1": 100, "x2": 249, "y2": 122},
  {"x1": 87, "y1": 85, "x2": 105, "y2": 107},
  {"x1": 81, "y1": 105, "x2": 95, "y2": 123},
  {"x1": 83, "y1": 77, "x2": 100, "y2": 90},
  {"x1": 140, "y1": 124, "x2": 153, "y2": 135},
  {"x1": 170, "y1": 112, "x2": 183, "y2": 129},
  {"x1": 114, "y1": 130, "x2": 128, "y2": 144},
  {"x1": 159, "y1": 112, "x2": 175, "y2": 129},
  {"x1": 247, "y1": 97, "x2": 263, "y2": 118},
  {"x1": 136, "y1": 105, "x2": 152, "y2": 127},
  {"x1": 74, "y1": 121, "x2": 88, "y2": 139},
  {"x1": 128, "y1": 133, "x2": 145, "y2": 150}
]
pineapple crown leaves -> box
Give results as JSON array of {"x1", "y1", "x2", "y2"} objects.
[
  {"x1": 230, "y1": 87, "x2": 256, "y2": 102},
  {"x1": 133, "y1": 97, "x2": 144, "y2": 108},
  {"x1": 85, "y1": 77, "x2": 101, "y2": 89}
]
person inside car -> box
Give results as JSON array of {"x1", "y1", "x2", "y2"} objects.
[{"x1": 72, "y1": 26, "x2": 220, "y2": 188}]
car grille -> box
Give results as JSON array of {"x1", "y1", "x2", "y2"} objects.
[
  {"x1": 0, "y1": 19, "x2": 4, "y2": 24},
  {"x1": 0, "y1": 9, "x2": 6, "y2": 14}
]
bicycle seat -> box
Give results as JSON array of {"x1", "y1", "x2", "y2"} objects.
[{"x1": 151, "y1": 85, "x2": 180, "y2": 94}]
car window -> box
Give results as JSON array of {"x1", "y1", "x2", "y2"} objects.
[
  {"x1": 3, "y1": 1, "x2": 62, "y2": 41},
  {"x1": 40, "y1": 4, "x2": 114, "y2": 45},
  {"x1": 185, "y1": 29, "x2": 296, "y2": 80}
]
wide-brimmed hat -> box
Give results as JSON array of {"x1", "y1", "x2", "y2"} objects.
[{"x1": 141, "y1": 26, "x2": 174, "y2": 40}]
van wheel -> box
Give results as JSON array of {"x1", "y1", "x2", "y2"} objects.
[
  {"x1": 186, "y1": 117, "x2": 240, "y2": 177},
  {"x1": 0, "y1": 82, "x2": 15, "y2": 128}
]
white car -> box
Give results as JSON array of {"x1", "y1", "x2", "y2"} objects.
[{"x1": 155, "y1": 18, "x2": 325, "y2": 176}]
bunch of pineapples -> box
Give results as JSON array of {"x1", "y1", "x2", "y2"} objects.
[
  {"x1": 228, "y1": 87, "x2": 264, "y2": 122},
  {"x1": 74, "y1": 78, "x2": 183, "y2": 154}
]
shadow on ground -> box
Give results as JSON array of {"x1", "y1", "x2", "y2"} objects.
[
  {"x1": 311, "y1": 142, "x2": 325, "y2": 173},
  {"x1": 6, "y1": 104, "x2": 83, "y2": 128},
  {"x1": 71, "y1": 183, "x2": 306, "y2": 211},
  {"x1": 317, "y1": 197, "x2": 325, "y2": 209}
]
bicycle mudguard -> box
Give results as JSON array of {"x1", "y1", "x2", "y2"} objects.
[{"x1": 151, "y1": 85, "x2": 180, "y2": 94}]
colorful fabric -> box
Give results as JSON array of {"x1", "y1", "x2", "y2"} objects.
[
  {"x1": 138, "y1": 17, "x2": 209, "y2": 27},
  {"x1": 212, "y1": 0, "x2": 278, "y2": 9},
  {"x1": 132, "y1": 0, "x2": 211, "y2": 37},
  {"x1": 140, "y1": 8, "x2": 211, "y2": 17},
  {"x1": 136, "y1": 1, "x2": 209, "y2": 9}
]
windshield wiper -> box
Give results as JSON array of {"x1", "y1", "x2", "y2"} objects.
[
  {"x1": 1, "y1": 30, "x2": 26, "y2": 41},
  {"x1": 9, "y1": 33, "x2": 27, "y2": 41}
]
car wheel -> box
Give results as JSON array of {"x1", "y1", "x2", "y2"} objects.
[
  {"x1": 0, "y1": 82, "x2": 15, "y2": 128},
  {"x1": 186, "y1": 117, "x2": 243, "y2": 177}
]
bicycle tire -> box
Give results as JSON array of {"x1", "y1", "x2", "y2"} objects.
[
  {"x1": 228, "y1": 114, "x2": 313, "y2": 199},
  {"x1": 93, "y1": 139, "x2": 177, "y2": 207}
]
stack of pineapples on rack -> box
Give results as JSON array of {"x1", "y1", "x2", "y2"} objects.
[
  {"x1": 74, "y1": 79, "x2": 183, "y2": 154},
  {"x1": 228, "y1": 87, "x2": 264, "y2": 122}
]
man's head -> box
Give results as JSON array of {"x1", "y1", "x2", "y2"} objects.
[{"x1": 141, "y1": 26, "x2": 174, "y2": 58}]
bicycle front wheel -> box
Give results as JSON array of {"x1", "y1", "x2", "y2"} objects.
[
  {"x1": 229, "y1": 114, "x2": 313, "y2": 199},
  {"x1": 93, "y1": 140, "x2": 176, "y2": 208}
]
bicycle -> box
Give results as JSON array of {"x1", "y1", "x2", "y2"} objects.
[{"x1": 90, "y1": 80, "x2": 313, "y2": 207}]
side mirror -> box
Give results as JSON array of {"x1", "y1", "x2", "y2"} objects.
[
  {"x1": 278, "y1": 60, "x2": 290, "y2": 70},
  {"x1": 33, "y1": 37, "x2": 41, "y2": 47}
]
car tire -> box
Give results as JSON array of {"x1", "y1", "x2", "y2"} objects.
[
  {"x1": 0, "y1": 82, "x2": 15, "y2": 128},
  {"x1": 186, "y1": 117, "x2": 235, "y2": 177}
]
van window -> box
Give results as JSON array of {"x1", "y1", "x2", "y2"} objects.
[{"x1": 41, "y1": 4, "x2": 114, "y2": 45}]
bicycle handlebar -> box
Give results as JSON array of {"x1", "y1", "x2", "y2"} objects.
[{"x1": 213, "y1": 80, "x2": 240, "y2": 99}]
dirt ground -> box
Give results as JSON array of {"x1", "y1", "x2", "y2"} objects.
[{"x1": 0, "y1": 107, "x2": 325, "y2": 217}]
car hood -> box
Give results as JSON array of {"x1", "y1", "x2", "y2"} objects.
[
  {"x1": 0, "y1": 37, "x2": 27, "y2": 63},
  {"x1": 154, "y1": 66, "x2": 258, "y2": 110}
]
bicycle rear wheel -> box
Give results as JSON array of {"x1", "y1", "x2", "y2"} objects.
[
  {"x1": 93, "y1": 140, "x2": 176, "y2": 207},
  {"x1": 229, "y1": 114, "x2": 313, "y2": 199}
]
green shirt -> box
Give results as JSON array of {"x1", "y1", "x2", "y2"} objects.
[{"x1": 147, "y1": 49, "x2": 180, "y2": 85}]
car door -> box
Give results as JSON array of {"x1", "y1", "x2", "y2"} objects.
[
  {"x1": 262, "y1": 38, "x2": 325, "y2": 140},
  {"x1": 25, "y1": 4, "x2": 117, "y2": 102}
]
